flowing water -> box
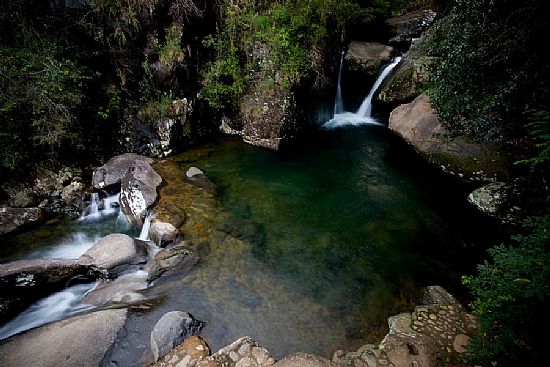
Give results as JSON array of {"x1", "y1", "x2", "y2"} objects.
[{"x1": 324, "y1": 56, "x2": 402, "y2": 129}]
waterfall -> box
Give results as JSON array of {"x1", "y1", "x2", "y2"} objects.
[
  {"x1": 334, "y1": 51, "x2": 345, "y2": 115},
  {"x1": 357, "y1": 56, "x2": 402, "y2": 117},
  {"x1": 89, "y1": 192, "x2": 99, "y2": 216},
  {"x1": 322, "y1": 55, "x2": 403, "y2": 129},
  {"x1": 138, "y1": 212, "x2": 152, "y2": 241},
  {"x1": 80, "y1": 192, "x2": 121, "y2": 220}
]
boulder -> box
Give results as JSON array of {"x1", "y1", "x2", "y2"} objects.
[
  {"x1": 196, "y1": 336, "x2": 275, "y2": 367},
  {"x1": 119, "y1": 159, "x2": 162, "y2": 227},
  {"x1": 0, "y1": 259, "x2": 101, "y2": 325},
  {"x1": 468, "y1": 182, "x2": 509, "y2": 216},
  {"x1": 389, "y1": 94, "x2": 505, "y2": 181},
  {"x1": 149, "y1": 219, "x2": 180, "y2": 246},
  {"x1": 0, "y1": 309, "x2": 127, "y2": 367},
  {"x1": 78, "y1": 234, "x2": 148, "y2": 276},
  {"x1": 375, "y1": 49, "x2": 438, "y2": 109},
  {"x1": 0, "y1": 207, "x2": 44, "y2": 236},
  {"x1": 385, "y1": 10, "x2": 437, "y2": 50},
  {"x1": 342, "y1": 42, "x2": 399, "y2": 109},
  {"x1": 92, "y1": 153, "x2": 154, "y2": 189},
  {"x1": 147, "y1": 242, "x2": 199, "y2": 283},
  {"x1": 151, "y1": 336, "x2": 210, "y2": 367},
  {"x1": 151, "y1": 311, "x2": 205, "y2": 362},
  {"x1": 81, "y1": 276, "x2": 147, "y2": 306}
]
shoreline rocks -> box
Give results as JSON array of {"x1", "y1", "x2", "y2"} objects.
[
  {"x1": 0, "y1": 207, "x2": 44, "y2": 236},
  {"x1": 389, "y1": 94, "x2": 508, "y2": 182},
  {"x1": 385, "y1": 10, "x2": 437, "y2": 51},
  {"x1": 151, "y1": 311, "x2": 205, "y2": 362}
]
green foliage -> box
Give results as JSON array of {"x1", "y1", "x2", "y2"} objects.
[
  {"x1": 516, "y1": 110, "x2": 550, "y2": 168},
  {"x1": 137, "y1": 95, "x2": 173, "y2": 121},
  {"x1": 463, "y1": 216, "x2": 550, "y2": 365},
  {"x1": 200, "y1": 0, "x2": 366, "y2": 111},
  {"x1": 0, "y1": 37, "x2": 87, "y2": 171},
  {"x1": 422, "y1": 0, "x2": 549, "y2": 142}
]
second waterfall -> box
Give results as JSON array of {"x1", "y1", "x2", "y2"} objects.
[{"x1": 323, "y1": 54, "x2": 402, "y2": 129}]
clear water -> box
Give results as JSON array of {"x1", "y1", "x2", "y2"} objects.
[
  {"x1": 107, "y1": 127, "x2": 497, "y2": 364},
  {"x1": 0, "y1": 126, "x2": 499, "y2": 363}
]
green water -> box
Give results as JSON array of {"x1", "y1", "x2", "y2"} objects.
[
  {"x1": 109, "y1": 126, "x2": 495, "y2": 364},
  {"x1": 1, "y1": 125, "x2": 497, "y2": 363}
]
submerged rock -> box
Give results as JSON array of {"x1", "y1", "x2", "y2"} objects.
[
  {"x1": 147, "y1": 242, "x2": 199, "y2": 283},
  {"x1": 0, "y1": 309, "x2": 127, "y2": 367},
  {"x1": 196, "y1": 336, "x2": 275, "y2": 367},
  {"x1": 119, "y1": 159, "x2": 162, "y2": 227},
  {"x1": 78, "y1": 234, "x2": 148, "y2": 276},
  {"x1": 151, "y1": 311, "x2": 205, "y2": 362},
  {"x1": 92, "y1": 153, "x2": 154, "y2": 189},
  {"x1": 389, "y1": 94, "x2": 507, "y2": 181},
  {"x1": 0, "y1": 207, "x2": 44, "y2": 236}
]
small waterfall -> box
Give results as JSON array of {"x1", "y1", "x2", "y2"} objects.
[
  {"x1": 89, "y1": 192, "x2": 100, "y2": 217},
  {"x1": 357, "y1": 56, "x2": 402, "y2": 118},
  {"x1": 80, "y1": 192, "x2": 120, "y2": 220},
  {"x1": 334, "y1": 51, "x2": 345, "y2": 115},
  {"x1": 138, "y1": 212, "x2": 152, "y2": 241},
  {"x1": 322, "y1": 55, "x2": 403, "y2": 129}
]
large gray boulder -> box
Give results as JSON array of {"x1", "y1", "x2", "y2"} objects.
[
  {"x1": 385, "y1": 10, "x2": 437, "y2": 50},
  {"x1": 0, "y1": 207, "x2": 43, "y2": 236},
  {"x1": 151, "y1": 311, "x2": 205, "y2": 362},
  {"x1": 120, "y1": 159, "x2": 162, "y2": 227},
  {"x1": 78, "y1": 234, "x2": 148, "y2": 276},
  {"x1": 0, "y1": 259, "x2": 102, "y2": 324},
  {"x1": 92, "y1": 153, "x2": 154, "y2": 189},
  {"x1": 388, "y1": 94, "x2": 505, "y2": 181},
  {"x1": 0, "y1": 309, "x2": 127, "y2": 367}
]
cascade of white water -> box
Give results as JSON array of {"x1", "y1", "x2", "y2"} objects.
[
  {"x1": 89, "y1": 192, "x2": 99, "y2": 216},
  {"x1": 357, "y1": 56, "x2": 402, "y2": 117},
  {"x1": 334, "y1": 51, "x2": 345, "y2": 115},
  {"x1": 138, "y1": 212, "x2": 152, "y2": 241}
]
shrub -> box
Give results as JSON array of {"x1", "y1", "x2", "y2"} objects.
[{"x1": 462, "y1": 216, "x2": 550, "y2": 366}]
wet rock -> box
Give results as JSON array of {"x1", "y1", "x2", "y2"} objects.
[
  {"x1": 148, "y1": 242, "x2": 199, "y2": 283},
  {"x1": 273, "y1": 353, "x2": 333, "y2": 367},
  {"x1": 0, "y1": 207, "x2": 44, "y2": 236},
  {"x1": 81, "y1": 276, "x2": 147, "y2": 306},
  {"x1": 78, "y1": 234, "x2": 148, "y2": 276},
  {"x1": 143, "y1": 99, "x2": 189, "y2": 158},
  {"x1": 120, "y1": 159, "x2": 162, "y2": 227},
  {"x1": 185, "y1": 167, "x2": 216, "y2": 194},
  {"x1": 235, "y1": 41, "x2": 299, "y2": 151},
  {"x1": 468, "y1": 182, "x2": 509, "y2": 215},
  {"x1": 343, "y1": 41, "x2": 399, "y2": 108},
  {"x1": 385, "y1": 10, "x2": 437, "y2": 50},
  {"x1": 150, "y1": 219, "x2": 181, "y2": 246},
  {"x1": 186, "y1": 167, "x2": 204, "y2": 178},
  {"x1": 0, "y1": 259, "x2": 101, "y2": 325},
  {"x1": 196, "y1": 336, "x2": 275, "y2": 367},
  {"x1": 151, "y1": 336, "x2": 210, "y2": 367},
  {"x1": 421, "y1": 285, "x2": 462, "y2": 308},
  {"x1": 375, "y1": 48, "x2": 438, "y2": 109},
  {"x1": 92, "y1": 153, "x2": 154, "y2": 189},
  {"x1": 0, "y1": 309, "x2": 127, "y2": 367},
  {"x1": 389, "y1": 94, "x2": 506, "y2": 181},
  {"x1": 151, "y1": 311, "x2": 205, "y2": 362}
]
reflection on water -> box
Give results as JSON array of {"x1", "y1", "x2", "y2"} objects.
[{"x1": 108, "y1": 127, "x2": 496, "y2": 364}]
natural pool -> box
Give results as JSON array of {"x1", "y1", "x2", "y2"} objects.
[{"x1": 0, "y1": 125, "x2": 498, "y2": 364}]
